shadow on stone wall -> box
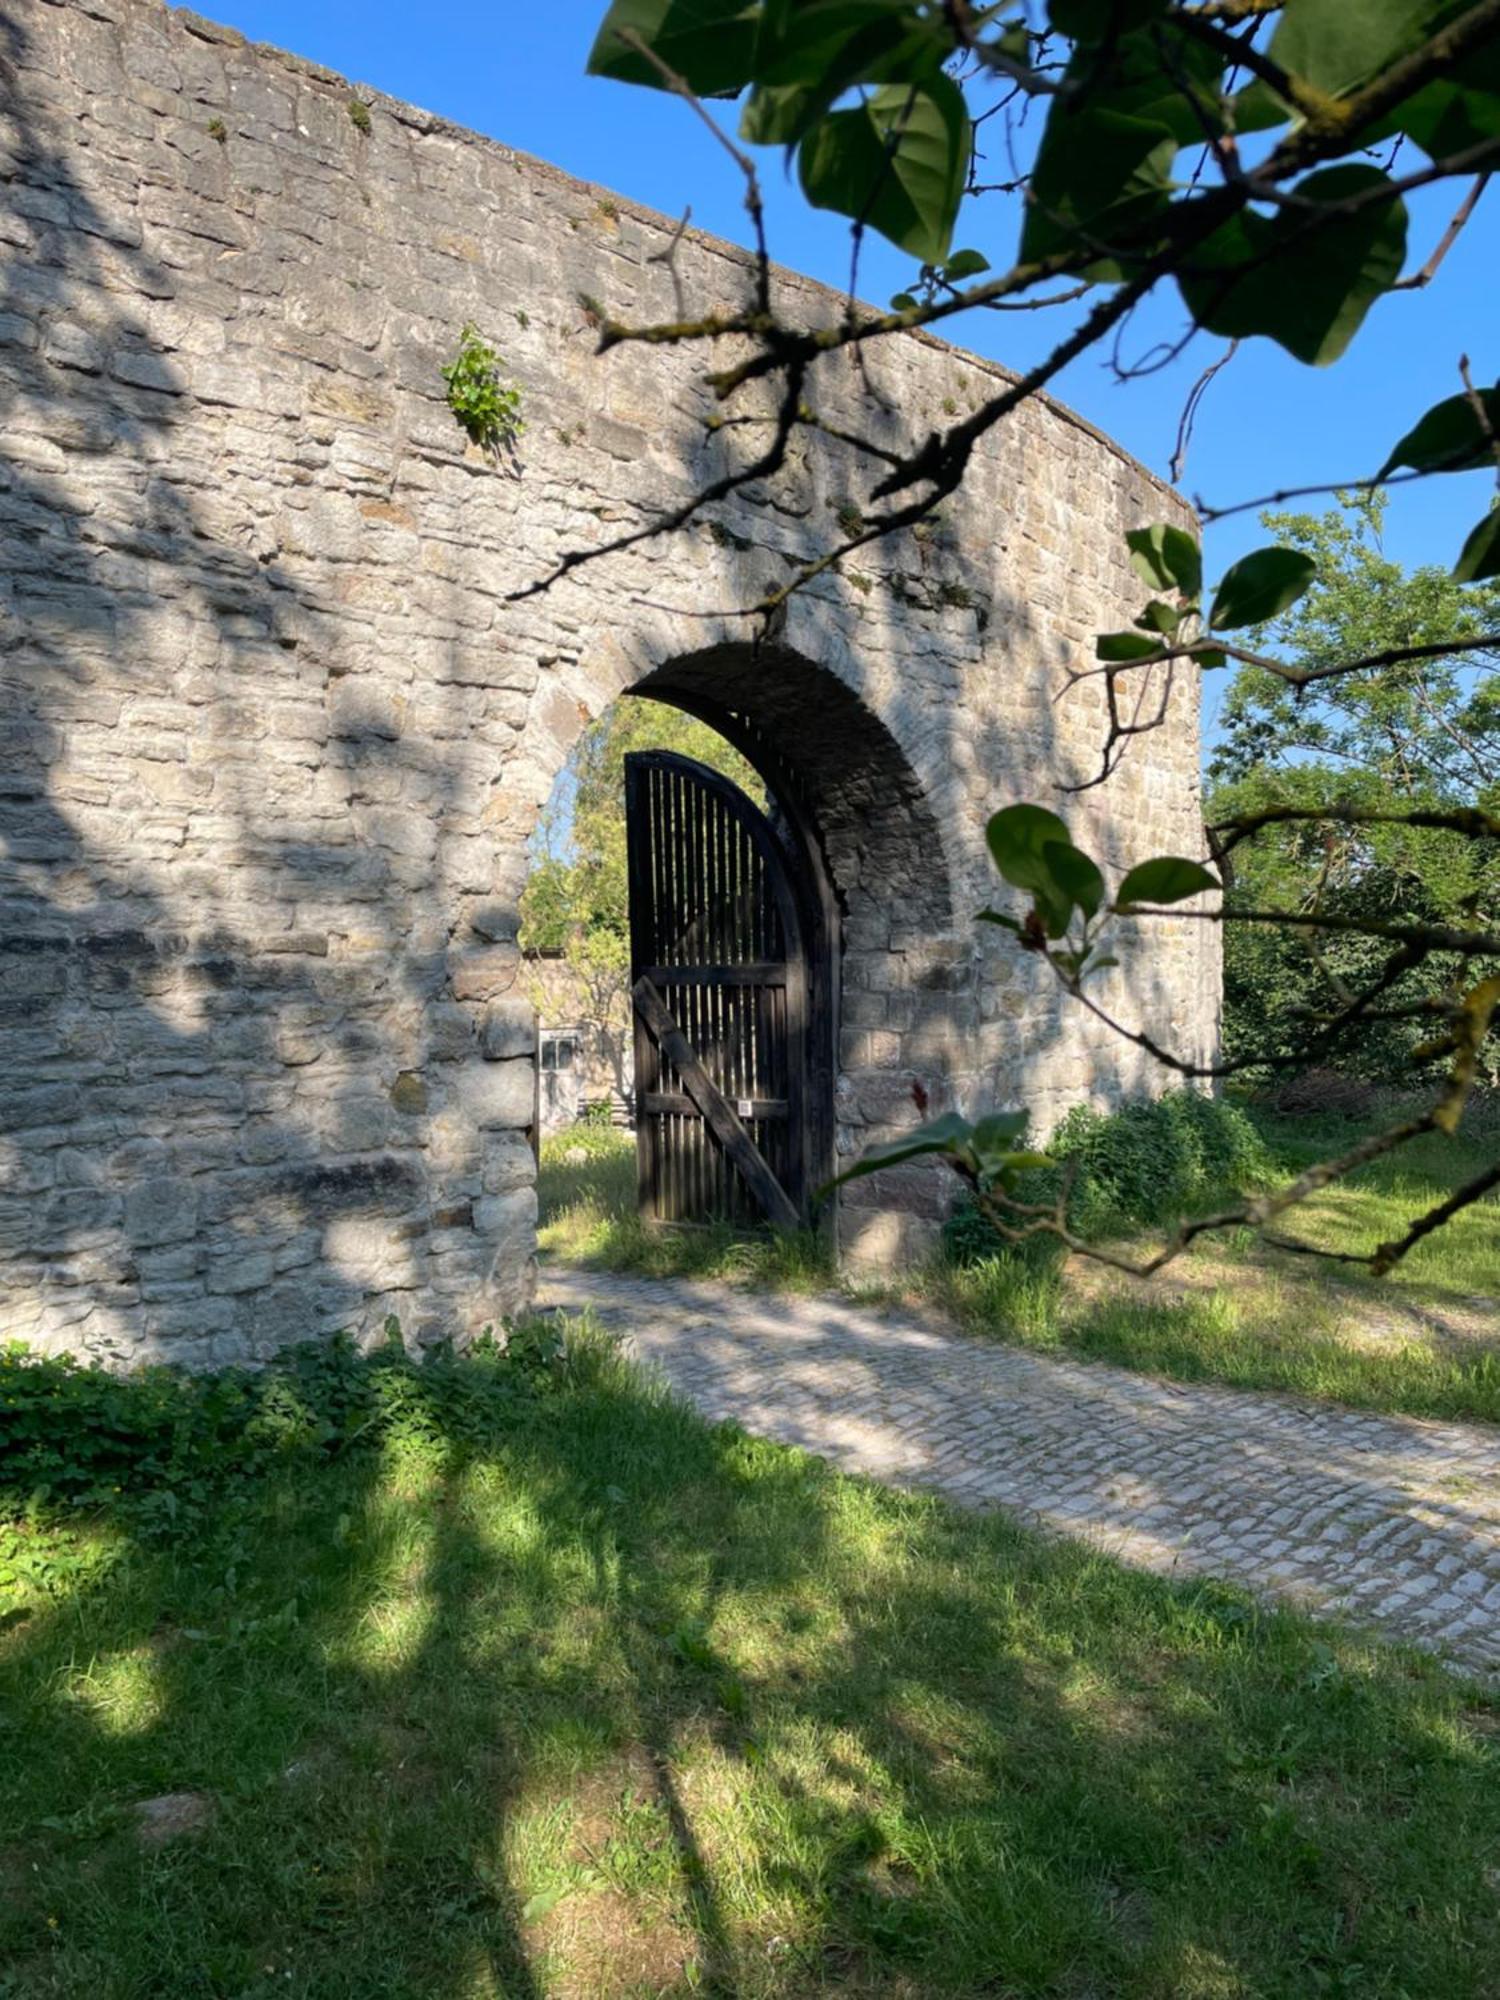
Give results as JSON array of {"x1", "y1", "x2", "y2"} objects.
[{"x1": 0, "y1": 11, "x2": 532, "y2": 1364}]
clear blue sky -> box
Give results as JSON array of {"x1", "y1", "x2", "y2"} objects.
[{"x1": 203, "y1": 1, "x2": 1498, "y2": 741}]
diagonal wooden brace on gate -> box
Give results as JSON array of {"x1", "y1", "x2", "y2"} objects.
[{"x1": 631, "y1": 975, "x2": 800, "y2": 1230}]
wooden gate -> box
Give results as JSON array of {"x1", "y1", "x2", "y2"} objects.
[{"x1": 625, "y1": 750, "x2": 813, "y2": 1229}]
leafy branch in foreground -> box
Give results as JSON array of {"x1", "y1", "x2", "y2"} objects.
[{"x1": 570, "y1": 0, "x2": 1500, "y2": 1273}]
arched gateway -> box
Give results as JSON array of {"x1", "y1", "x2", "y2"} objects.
[{"x1": 0, "y1": 0, "x2": 1219, "y2": 1367}]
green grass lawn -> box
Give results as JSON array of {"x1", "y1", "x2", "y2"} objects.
[
  {"x1": 5, "y1": 1326, "x2": 1500, "y2": 1998},
  {"x1": 538, "y1": 1124, "x2": 835, "y2": 1292},
  {"x1": 539, "y1": 1111, "x2": 1500, "y2": 1426}
]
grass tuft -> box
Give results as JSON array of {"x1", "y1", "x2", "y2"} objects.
[{"x1": 539, "y1": 1128, "x2": 835, "y2": 1291}]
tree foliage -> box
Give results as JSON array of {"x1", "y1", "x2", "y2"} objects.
[
  {"x1": 1209, "y1": 494, "x2": 1500, "y2": 1080},
  {"x1": 571, "y1": 0, "x2": 1500, "y2": 1274},
  {"x1": 522, "y1": 700, "x2": 760, "y2": 954}
]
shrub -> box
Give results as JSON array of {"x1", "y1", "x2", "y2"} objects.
[
  {"x1": 441, "y1": 322, "x2": 524, "y2": 457},
  {"x1": 1049, "y1": 1089, "x2": 1274, "y2": 1229},
  {"x1": 943, "y1": 1197, "x2": 1064, "y2": 1273},
  {"x1": 0, "y1": 1317, "x2": 580, "y2": 1534},
  {"x1": 942, "y1": 1089, "x2": 1274, "y2": 1262}
]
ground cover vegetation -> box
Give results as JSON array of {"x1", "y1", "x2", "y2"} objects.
[
  {"x1": 539, "y1": 1093, "x2": 1500, "y2": 1424},
  {"x1": 5, "y1": 1323, "x2": 1500, "y2": 1997},
  {"x1": 572, "y1": 0, "x2": 1500, "y2": 1277}
]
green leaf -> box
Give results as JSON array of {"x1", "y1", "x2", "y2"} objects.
[
  {"x1": 1379, "y1": 386, "x2": 1500, "y2": 478},
  {"x1": 1096, "y1": 630, "x2": 1166, "y2": 661},
  {"x1": 820, "y1": 1112, "x2": 976, "y2": 1193},
  {"x1": 739, "y1": 82, "x2": 822, "y2": 145},
  {"x1": 798, "y1": 74, "x2": 972, "y2": 264},
  {"x1": 754, "y1": 1, "x2": 943, "y2": 89},
  {"x1": 1049, "y1": 0, "x2": 1168, "y2": 40},
  {"x1": 740, "y1": 8, "x2": 950, "y2": 145},
  {"x1": 1126, "y1": 523, "x2": 1202, "y2": 598},
  {"x1": 1454, "y1": 510, "x2": 1500, "y2": 584},
  {"x1": 1134, "y1": 598, "x2": 1184, "y2": 635},
  {"x1": 1381, "y1": 54, "x2": 1500, "y2": 158},
  {"x1": 971, "y1": 1109, "x2": 1031, "y2": 1154},
  {"x1": 1229, "y1": 78, "x2": 1294, "y2": 136},
  {"x1": 1269, "y1": 0, "x2": 1474, "y2": 101},
  {"x1": 1065, "y1": 20, "x2": 1227, "y2": 148},
  {"x1": 942, "y1": 247, "x2": 991, "y2": 280},
  {"x1": 588, "y1": 0, "x2": 760, "y2": 96},
  {"x1": 1208, "y1": 547, "x2": 1318, "y2": 630},
  {"x1": 1022, "y1": 107, "x2": 1177, "y2": 269},
  {"x1": 986, "y1": 803, "x2": 1078, "y2": 937},
  {"x1": 889, "y1": 292, "x2": 920, "y2": 311},
  {"x1": 1178, "y1": 165, "x2": 1407, "y2": 367},
  {"x1": 986, "y1": 809, "x2": 1107, "y2": 940},
  {"x1": 970, "y1": 1112, "x2": 1051, "y2": 1189},
  {"x1": 986, "y1": 804, "x2": 1070, "y2": 877},
  {"x1": 1115, "y1": 856, "x2": 1220, "y2": 908},
  {"x1": 1043, "y1": 839, "x2": 1106, "y2": 921},
  {"x1": 976, "y1": 908, "x2": 1025, "y2": 934}
]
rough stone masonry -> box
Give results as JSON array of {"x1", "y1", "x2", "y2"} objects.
[{"x1": 0, "y1": 0, "x2": 1220, "y2": 1368}]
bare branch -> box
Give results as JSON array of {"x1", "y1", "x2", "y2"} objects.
[
  {"x1": 975, "y1": 1107, "x2": 1453, "y2": 1279},
  {"x1": 1210, "y1": 802, "x2": 1500, "y2": 849},
  {"x1": 1170, "y1": 339, "x2": 1238, "y2": 483},
  {"x1": 505, "y1": 360, "x2": 806, "y2": 603},
  {"x1": 1392, "y1": 172, "x2": 1490, "y2": 289},
  {"x1": 614, "y1": 26, "x2": 771, "y2": 316},
  {"x1": 1142, "y1": 906, "x2": 1500, "y2": 954},
  {"x1": 1367, "y1": 1158, "x2": 1500, "y2": 1273},
  {"x1": 1460, "y1": 349, "x2": 1500, "y2": 486},
  {"x1": 1068, "y1": 629, "x2": 1500, "y2": 693},
  {"x1": 1198, "y1": 466, "x2": 1439, "y2": 521}
]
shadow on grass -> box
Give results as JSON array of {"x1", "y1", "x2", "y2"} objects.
[{"x1": 5, "y1": 1331, "x2": 1500, "y2": 1996}]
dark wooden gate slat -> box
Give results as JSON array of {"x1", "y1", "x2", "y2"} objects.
[
  {"x1": 625, "y1": 747, "x2": 817, "y2": 1232},
  {"x1": 632, "y1": 976, "x2": 800, "y2": 1231}
]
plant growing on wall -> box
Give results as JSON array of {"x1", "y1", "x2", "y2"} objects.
[
  {"x1": 562, "y1": 0, "x2": 1500, "y2": 1276},
  {"x1": 442, "y1": 323, "x2": 524, "y2": 459}
]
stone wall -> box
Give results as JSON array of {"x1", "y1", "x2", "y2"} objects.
[{"x1": 0, "y1": 0, "x2": 1219, "y2": 1367}]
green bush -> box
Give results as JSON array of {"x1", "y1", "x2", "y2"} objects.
[
  {"x1": 942, "y1": 1090, "x2": 1274, "y2": 1263},
  {"x1": 942, "y1": 1198, "x2": 1065, "y2": 1273},
  {"x1": 1051, "y1": 1089, "x2": 1274, "y2": 1227},
  {"x1": 441, "y1": 322, "x2": 524, "y2": 456},
  {"x1": 0, "y1": 1318, "x2": 576, "y2": 1535}
]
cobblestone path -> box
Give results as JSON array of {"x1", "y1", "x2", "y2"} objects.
[{"x1": 543, "y1": 1268, "x2": 1500, "y2": 1674}]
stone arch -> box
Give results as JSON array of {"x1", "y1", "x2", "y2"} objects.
[{"x1": 527, "y1": 633, "x2": 969, "y2": 1264}]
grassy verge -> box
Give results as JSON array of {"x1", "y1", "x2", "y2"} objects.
[
  {"x1": 4, "y1": 1325, "x2": 1500, "y2": 1997},
  {"x1": 539, "y1": 1112, "x2": 1500, "y2": 1426},
  {"x1": 538, "y1": 1123, "x2": 834, "y2": 1290},
  {"x1": 933, "y1": 1115, "x2": 1500, "y2": 1425}
]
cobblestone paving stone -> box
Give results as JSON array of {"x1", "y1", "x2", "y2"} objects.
[{"x1": 543, "y1": 1268, "x2": 1500, "y2": 1674}]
